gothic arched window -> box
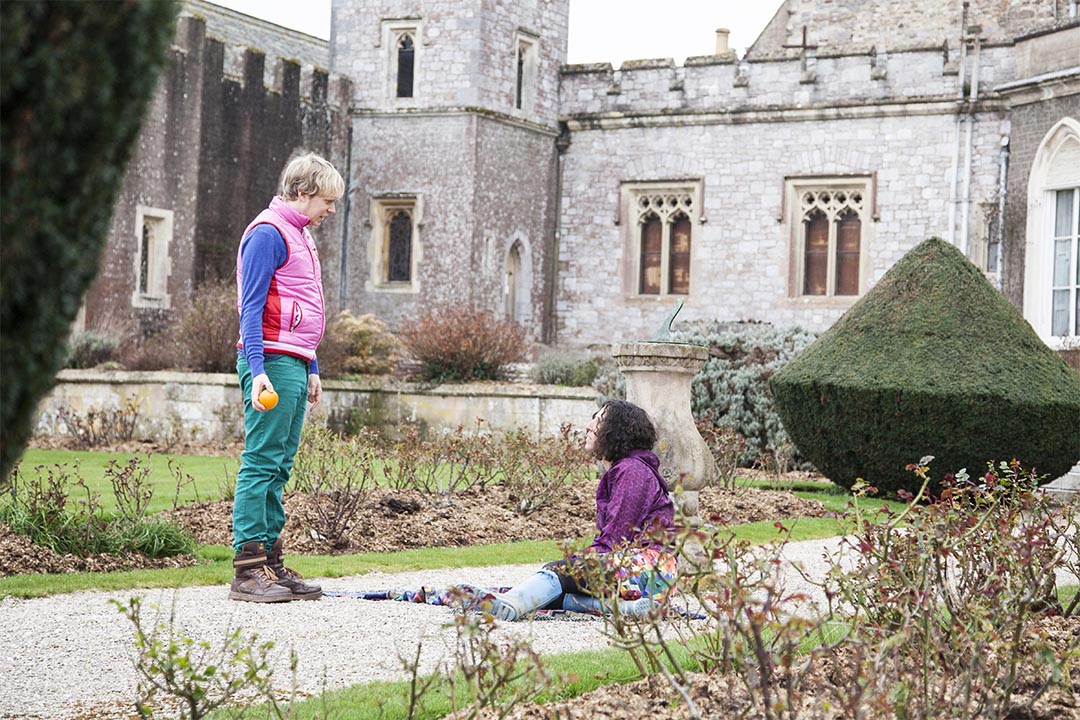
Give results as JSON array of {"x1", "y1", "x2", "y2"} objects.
[
  {"x1": 1022, "y1": 119, "x2": 1080, "y2": 343},
  {"x1": 387, "y1": 210, "x2": 412, "y2": 282},
  {"x1": 793, "y1": 183, "x2": 868, "y2": 298},
  {"x1": 669, "y1": 214, "x2": 691, "y2": 295},
  {"x1": 396, "y1": 34, "x2": 414, "y2": 98},
  {"x1": 803, "y1": 209, "x2": 828, "y2": 296},
  {"x1": 515, "y1": 46, "x2": 525, "y2": 110},
  {"x1": 835, "y1": 210, "x2": 861, "y2": 296},
  {"x1": 626, "y1": 185, "x2": 699, "y2": 297},
  {"x1": 639, "y1": 214, "x2": 662, "y2": 294}
]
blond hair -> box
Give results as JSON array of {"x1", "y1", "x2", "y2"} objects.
[{"x1": 279, "y1": 152, "x2": 345, "y2": 201}]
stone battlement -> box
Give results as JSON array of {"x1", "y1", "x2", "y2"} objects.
[
  {"x1": 179, "y1": 1, "x2": 349, "y2": 107},
  {"x1": 559, "y1": 43, "x2": 1017, "y2": 119}
]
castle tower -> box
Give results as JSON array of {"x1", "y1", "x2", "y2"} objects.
[{"x1": 330, "y1": 0, "x2": 569, "y2": 340}]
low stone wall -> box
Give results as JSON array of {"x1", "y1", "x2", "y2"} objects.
[{"x1": 34, "y1": 370, "x2": 599, "y2": 441}]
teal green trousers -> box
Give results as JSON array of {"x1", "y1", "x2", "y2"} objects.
[{"x1": 233, "y1": 354, "x2": 309, "y2": 552}]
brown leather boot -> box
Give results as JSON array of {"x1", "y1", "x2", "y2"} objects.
[
  {"x1": 229, "y1": 541, "x2": 294, "y2": 603},
  {"x1": 266, "y1": 538, "x2": 322, "y2": 601}
]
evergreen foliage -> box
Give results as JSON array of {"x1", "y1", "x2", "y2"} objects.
[
  {"x1": 318, "y1": 310, "x2": 403, "y2": 377},
  {"x1": 530, "y1": 349, "x2": 601, "y2": 387},
  {"x1": 65, "y1": 331, "x2": 120, "y2": 370},
  {"x1": 672, "y1": 322, "x2": 817, "y2": 466},
  {"x1": 0, "y1": 1, "x2": 178, "y2": 480},
  {"x1": 593, "y1": 322, "x2": 816, "y2": 465},
  {"x1": 770, "y1": 237, "x2": 1080, "y2": 496}
]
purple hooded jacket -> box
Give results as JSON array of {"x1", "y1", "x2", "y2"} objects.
[{"x1": 589, "y1": 448, "x2": 676, "y2": 553}]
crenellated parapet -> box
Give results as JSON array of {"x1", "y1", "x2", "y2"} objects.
[
  {"x1": 559, "y1": 42, "x2": 1017, "y2": 122},
  {"x1": 177, "y1": 4, "x2": 350, "y2": 108}
]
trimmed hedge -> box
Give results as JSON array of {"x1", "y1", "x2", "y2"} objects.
[
  {"x1": 770, "y1": 237, "x2": 1080, "y2": 497},
  {"x1": 0, "y1": 2, "x2": 178, "y2": 480}
]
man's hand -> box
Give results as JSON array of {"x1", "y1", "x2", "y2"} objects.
[
  {"x1": 307, "y1": 373, "x2": 322, "y2": 411},
  {"x1": 251, "y1": 373, "x2": 274, "y2": 412}
]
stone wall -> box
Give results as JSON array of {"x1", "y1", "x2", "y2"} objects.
[
  {"x1": 555, "y1": 109, "x2": 1007, "y2": 343},
  {"x1": 345, "y1": 112, "x2": 558, "y2": 338},
  {"x1": 86, "y1": 13, "x2": 353, "y2": 337},
  {"x1": 559, "y1": 45, "x2": 1014, "y2": 117},
  {"x1": 34, "y1": 370, "x2": 597, "y2": 442},
  {"x1": 332, "y1": 0, "x2": 566, "y2": 339},
  {"x1": 753, "y1": 0, "x2": 1077, "y2": 53},
  {"x1": 1013, "y1": 23, "x2": 1080, "y2": 78},
  {"x1": 182, "y1": 0, "x2": 329, "y2": 77},
  {"x1": 192, "y1": 35, "x2": 352, "y2": 288},
  {"x1": 87, "y1": 17, "x2": 207, "y2": 336},
  {"x1": 330, "y1": 0, "x2": 567, "y2": 126}
]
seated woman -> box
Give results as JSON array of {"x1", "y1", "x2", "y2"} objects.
[{"x1": 490, "y1": 399, "x2": 678, "y2": 621}]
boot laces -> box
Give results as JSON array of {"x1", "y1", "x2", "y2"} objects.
[{"x1": 255, "y1": 565, "x2": 280, "y2": 584}]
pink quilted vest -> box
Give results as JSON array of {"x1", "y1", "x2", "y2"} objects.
[{"x1": 236, "y1": 197, "x2": 325, "y2": 361}]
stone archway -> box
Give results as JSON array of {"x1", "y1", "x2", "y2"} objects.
[{"x1": 504, "y1": 237, "x2": 532, "y2": 325}]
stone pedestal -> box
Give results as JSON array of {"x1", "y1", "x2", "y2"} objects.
[{"x1": 611, "y1": 341, "x2": 717, "y2": 528}]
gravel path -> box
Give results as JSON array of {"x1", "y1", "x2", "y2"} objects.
[{"x1": 2, "y1": 538, "x2": 1075, "y2": 719}]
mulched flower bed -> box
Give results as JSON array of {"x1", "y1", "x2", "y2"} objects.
[{"x1": 1, "y1": 479, "x2": 829, "y2": 576}]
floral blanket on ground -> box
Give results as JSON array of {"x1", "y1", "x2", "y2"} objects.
[
  {"x1": 323, "y1": 584, "x2": 598, "y2": 620},
  {"x1": 324, "y1": 579, "x2": 704, "y2": 620}
]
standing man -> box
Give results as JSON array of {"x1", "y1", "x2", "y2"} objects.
[{"x1": 230, "y1": 152, "x2": 344, "y2": 602}]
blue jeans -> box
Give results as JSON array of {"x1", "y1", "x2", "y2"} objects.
[{"x1": 233, "y1": 354, "x2": 309, "y2": 552}]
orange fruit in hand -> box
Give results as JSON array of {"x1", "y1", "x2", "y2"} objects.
[{"x1": 258, "y1": 389, "x2": 279, "y2": 410}]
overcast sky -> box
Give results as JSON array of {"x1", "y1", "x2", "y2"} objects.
[{"x1": 209, "y1": 0, "x2": 783, "y2": 65}]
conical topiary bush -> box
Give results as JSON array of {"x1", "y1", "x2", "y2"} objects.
[{"x1": 769, "y1": 237, "x2": 1080, "y2": 497}]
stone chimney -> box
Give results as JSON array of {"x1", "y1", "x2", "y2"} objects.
[{"x1": 715, "y1": 28, "x2": 730, "y2": 54}]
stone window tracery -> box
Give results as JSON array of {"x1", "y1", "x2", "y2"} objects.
[
  {"x1": 626, "y1": 185, "x2": 699, "y2": 296},
  {"x1": 788, "y1": 180, "x2": 869, "y2": 298}
]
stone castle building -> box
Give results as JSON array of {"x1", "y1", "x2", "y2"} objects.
[{"x1": 83, "y1": 0, "x2": 1080, "y2": 354}]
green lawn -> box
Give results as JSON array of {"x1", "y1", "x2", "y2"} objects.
[
  {"x1": 210, "y1": 643, "x2": 669, "y2": 720},
  {"x1": 13, "y1": 450, "x2": 865, "y2": 518},
  {"x1": 15, "y1": 449, "x2": 239, "y2": 514}
]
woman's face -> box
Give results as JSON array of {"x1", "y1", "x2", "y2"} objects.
[{"x1": 585, "y1": 407, "x2": 605, "y2": 458}]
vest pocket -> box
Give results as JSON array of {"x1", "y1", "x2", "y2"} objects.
[{"x1": 289, "y1": 301, "x2": 304, "y2": 332}]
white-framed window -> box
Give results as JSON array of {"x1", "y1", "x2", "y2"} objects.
[
  {"x1": 620, "y1": 180, "x2": 703, "y2": 297},
  {"x1": 367, "y1": 195, "x2": 422, "y2": 292},
  {"x1": 1023, "y1": 118, "x2": 1080, "y2": 346},
  {"x1": 382, "y1": 20, "x2": 421, "y2": 101},
  {"x1": 514, "y1": 32, "x2": 538, "y2": 113},
  {"x1": 131, "y1": 205, "x2": 172, "y2": 309},
  {"x1": 785, "y1": 176, "x2": 872, "y2": 298},
  {"x1": 1050, "y1": 187, "x2": 1080, "y2": 339}
]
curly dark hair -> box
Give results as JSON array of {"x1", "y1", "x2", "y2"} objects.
[{"x1": 592, "y1": 399, "x2": 657, "y2": 462}]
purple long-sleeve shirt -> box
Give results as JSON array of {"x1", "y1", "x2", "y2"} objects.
[
  {"x1": 238, "y1": 224, "x2": 319, "y2": 378},
  {"x1": 589, "y1": 449, "x2": 676, "y2": 554}
]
